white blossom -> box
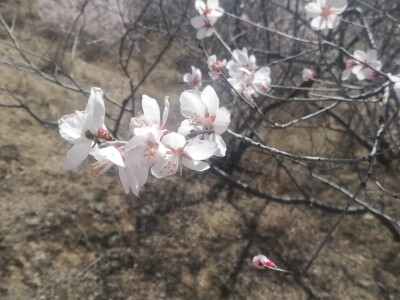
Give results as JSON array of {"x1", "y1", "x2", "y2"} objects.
[
  {"x1": 183, "y1": 66, "x2": 202, "y2": 89},
  {"x1": 305, "y1": 0, "x2": 347, "y2": 31}
]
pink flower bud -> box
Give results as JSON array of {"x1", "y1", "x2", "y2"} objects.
[{"x1": 252, "y1": 255, "x2": 276, "y2": 269}]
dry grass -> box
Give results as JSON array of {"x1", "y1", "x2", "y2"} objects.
[{"x1": 0, "y1": 1, "x2": 399, "y2": 299}]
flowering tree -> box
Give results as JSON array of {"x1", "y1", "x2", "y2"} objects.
[{"x1": 1, "y1": 0, "x2": 400, "y2": 297}]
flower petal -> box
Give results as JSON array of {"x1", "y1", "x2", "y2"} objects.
[
  {"x1": 162, "y1": 132, "x2": 186, "y2": 150},
  {"x1": 191, "y1": 16, "x2": 205, "y2": 29},
  {"x1": 180, "y1": 90, "x2": 206, "y2": 118},
  {"x1": 181, "y1": 158, "x2": 210, "y2": 171},
  {"x1": 142, "y1": 95, "x2": 161, "y2": 127},
  {"x1": 184, "y1": 139, "x2": 217, "y2": 160},
  {"x1": 311, "y1": 16, "x2": 327, "y2": 31},
  {"x1": 89, "y1": 146, "x2": 124, "y2": 167},
  {"x1": 161, "y1": 97, "x2": 170, "y2": 128},
  {"x1": 214, "y1": 107, "x2": 231, "y2": 135},
  {"x1": 62, "y1": 141, "x2": 92, "y2": 170},
  {"x1": 58, "y1": 111, "x2": 87, "y2": 144},
  {"x1": 305, "y1": 3, "x2": 322, "y2": 18},
  {"x1": 353, "y1": 50, "x2": 366, "y2": 61},
  {"x1": 201, "y1": 85, "x2": 219, "y2": 116}
]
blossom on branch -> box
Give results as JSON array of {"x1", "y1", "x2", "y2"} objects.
[
  {"x1": 58, "y1": 88, "x2": 109, "y2": 170},
  {"x1": 151, "y1": 132, "x2": 217, "y2": 178},
  {"x1": 130, "y1": 95, "x2": 170, "y2": 135},
  {"x1": 305, "y1": 0, "x2": 347, "y2": 31},
  {"x1": 226, "y1": 47, "x2": 257, "y2": 79},
  {"x1": 252, "y1": 255, "x2": 277, "y2": 270},
  {"x1": 252, "y1": 67, "x2": 272, "y2": 95},
  {"x1": 190, "y1": 14, "x2": 217, "y2": 40},
  {"x1": 195, "y1": 0, "x2": 223, "y2": 19},
  {"x1": 178, "y1": 85, "x2": 230, "y2": 156},
  {"x1": 183, "y1": 66, "x2": 202, "y2": 89},
  {"x1": 342, "y1": 50, "x2": 382, "y2": 81},
  {"x1": 207, "y1": 55, "x2": 226, "y2": 80},
  {"x1": 302, "y1": 68, "x2": 316, "y2": 81}
]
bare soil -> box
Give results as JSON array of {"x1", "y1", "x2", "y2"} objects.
[{"x1": 0, "y1": 1, "x2": 399, "y2": 299}]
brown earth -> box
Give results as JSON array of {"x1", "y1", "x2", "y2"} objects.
[{"x1": 0, "y1": 1, "x2": 400, "y2": 299}]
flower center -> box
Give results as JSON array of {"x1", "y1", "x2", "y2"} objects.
[
  {"x1": 346, "y1": 60, "x2": 356, "y2": 69},
  {"x1": 203, "y1": 7, "x2": 212, "y2": 15},
  {"x1": 193, "y1": 76, "x2": 200, "y2": 85},
  {"x1": 203, "y1": 20, "x2": 210, "y2": 29},
  {"x1": 320, "y1": 5, "x2": 332, "y2": 20}
]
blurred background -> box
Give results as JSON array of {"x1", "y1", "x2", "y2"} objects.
[{"x1": 0, "y1": 0, "x2": 400, "y2": 299}]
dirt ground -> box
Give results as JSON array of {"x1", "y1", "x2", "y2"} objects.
[{"x1": 0, "y1": 1, "x2": 400, "y2": 299}]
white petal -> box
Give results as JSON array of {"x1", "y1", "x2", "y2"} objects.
[
  {"x1": 89, "y1": 146, "x2": 124, "y2": 167},
  {"x1": 197, "y1": 27, "x2": 212, "y2": 40},
  {"x1": 201, "y1": 85, "x2": 219, "y2": 116},
  {"x1": 162, "y1": 132, "x2": 186, "y2": 150},
  {"x1": 184, "y1": 139, "x2": 217, "y2": 160},
  {"x1": 195, "y1": 0, "x2": 206, "y2": 13},
  {"x1": 161, "y1": 97, "x2": 169, "y2": 128},
  {"x1": 207, "y1": 0, "x2": 219, "y2": 9},
  {"x1": 311, "y1": 16, "x2": 327, "y2": 31},
  {"x1": 393, "y1": 82, "x2": 400, "y2": 99},
  {"x1": 142, "y1": 95, "x2": 161, "y2": 127},
  {"x1": 366, "y1": 50, "x2": 378, "y2": 61},
  {"x1": 178, "y1": 119, "x2": 198, "y2": 136},
  {"x1": 118, "y1": 166, "x2": 130, "y2": 194},
  {"x1": 341, "y1": 68, "x2": 352, "y2": 80},
  {"x1": 352, "y1": 64, "x2": 364, "y2": 75},
  {"x1": 151, "y1": 154, "x2": 179, "y2": 178},
  {"x1": 62, "y1": 141, "x2": 92, "y2": 170},
  {"x1": 58, "y1": 111, "x2": 87, "y2": 144},
  {"x1": 353, "y1": 50, "x2": 366, "y2": 61},
  {"x1": 180, "y1": 90, "x2": 206, "y2": 117},
  {"x1": 214, "y1": 107, "x2": 231, "y2": 135},
  {"x1": 181, "y1": 158, "x2": 210, "y2": 171},
  {"x1": 209, "y1": 70, "x2": 220, "y2": 81},
  {"x1": 370, "y1": 60, "x2": 382, "y2": 71},
  {"x1": 305, "y1": 3, "x2": 322, "y2": 18},
  {"x1": 388, "y1": 73, "x2": 400, "y2": 83},
  {"x1": 327, "y1": 15, "x2": 341, "y2": 29},
  {"x1": 183, "y1": 73, "x2": 194, "y2": 83},
  {"x1": 191, "y1": 16, "x2": 205, "y2": 29},
  {"x1": 85, "y1": 88, "x2": 104, "y2": 131}
]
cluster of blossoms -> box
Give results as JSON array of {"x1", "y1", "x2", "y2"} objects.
[
  {"x1": 59, "y1": 86, "x2": 230, "y2": 196},
  {"x1": 190, "y1": 0, "x2": 223, "y2": 39},
  {"x1": 184, "y1": 48, "x2": 272, "y2": 102},
  {"x1": 305, "y1": 0, "x2": 348, "y2": 31},
  {"x1": 342, "y1": 50, "x2": 382, "y2": 81}
]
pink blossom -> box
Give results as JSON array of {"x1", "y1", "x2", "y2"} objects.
[
  {"x1": 342, "y1": 50, "x2": 382, "y2": 81},
  {"x1": 58, "y1": 88, "x2": 108, "y2": 170},
  {"x1": 195, "y1": 0, "x2": 223, "y2": 19},
  {"x1": 302, "y1": 68, "x2": 316, "y2": 82},
  {"x1": 130, "y1": 95, "x2": 169, "y2": 135},
  {"x1": 151, "y1": 132, "x2": 217, "y2": 178},
  {"x1": 252, "y1": 255, "x2": 277, "y2": 270},
  {"x1": 305, "y1": 0, "x2": 347, "y2": 31},
  {"x1": 252, "y1": 67, "x2": 272, "y2": 95},
  {"x1": 183, "y1": 66, "x2": 202, "y2": 89},
  {"x1": 207, "y1": 55, "x2": 226, "y2": 80},
  {"x1": 190, "y1": 14, "x2": 217, "y2": 40},
  {"x1": 226, "y1": 47, "x2": 257, "y2": 79},
  {"x1": 178, "y1": 86, "x2": 230, "y2": 157}
]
